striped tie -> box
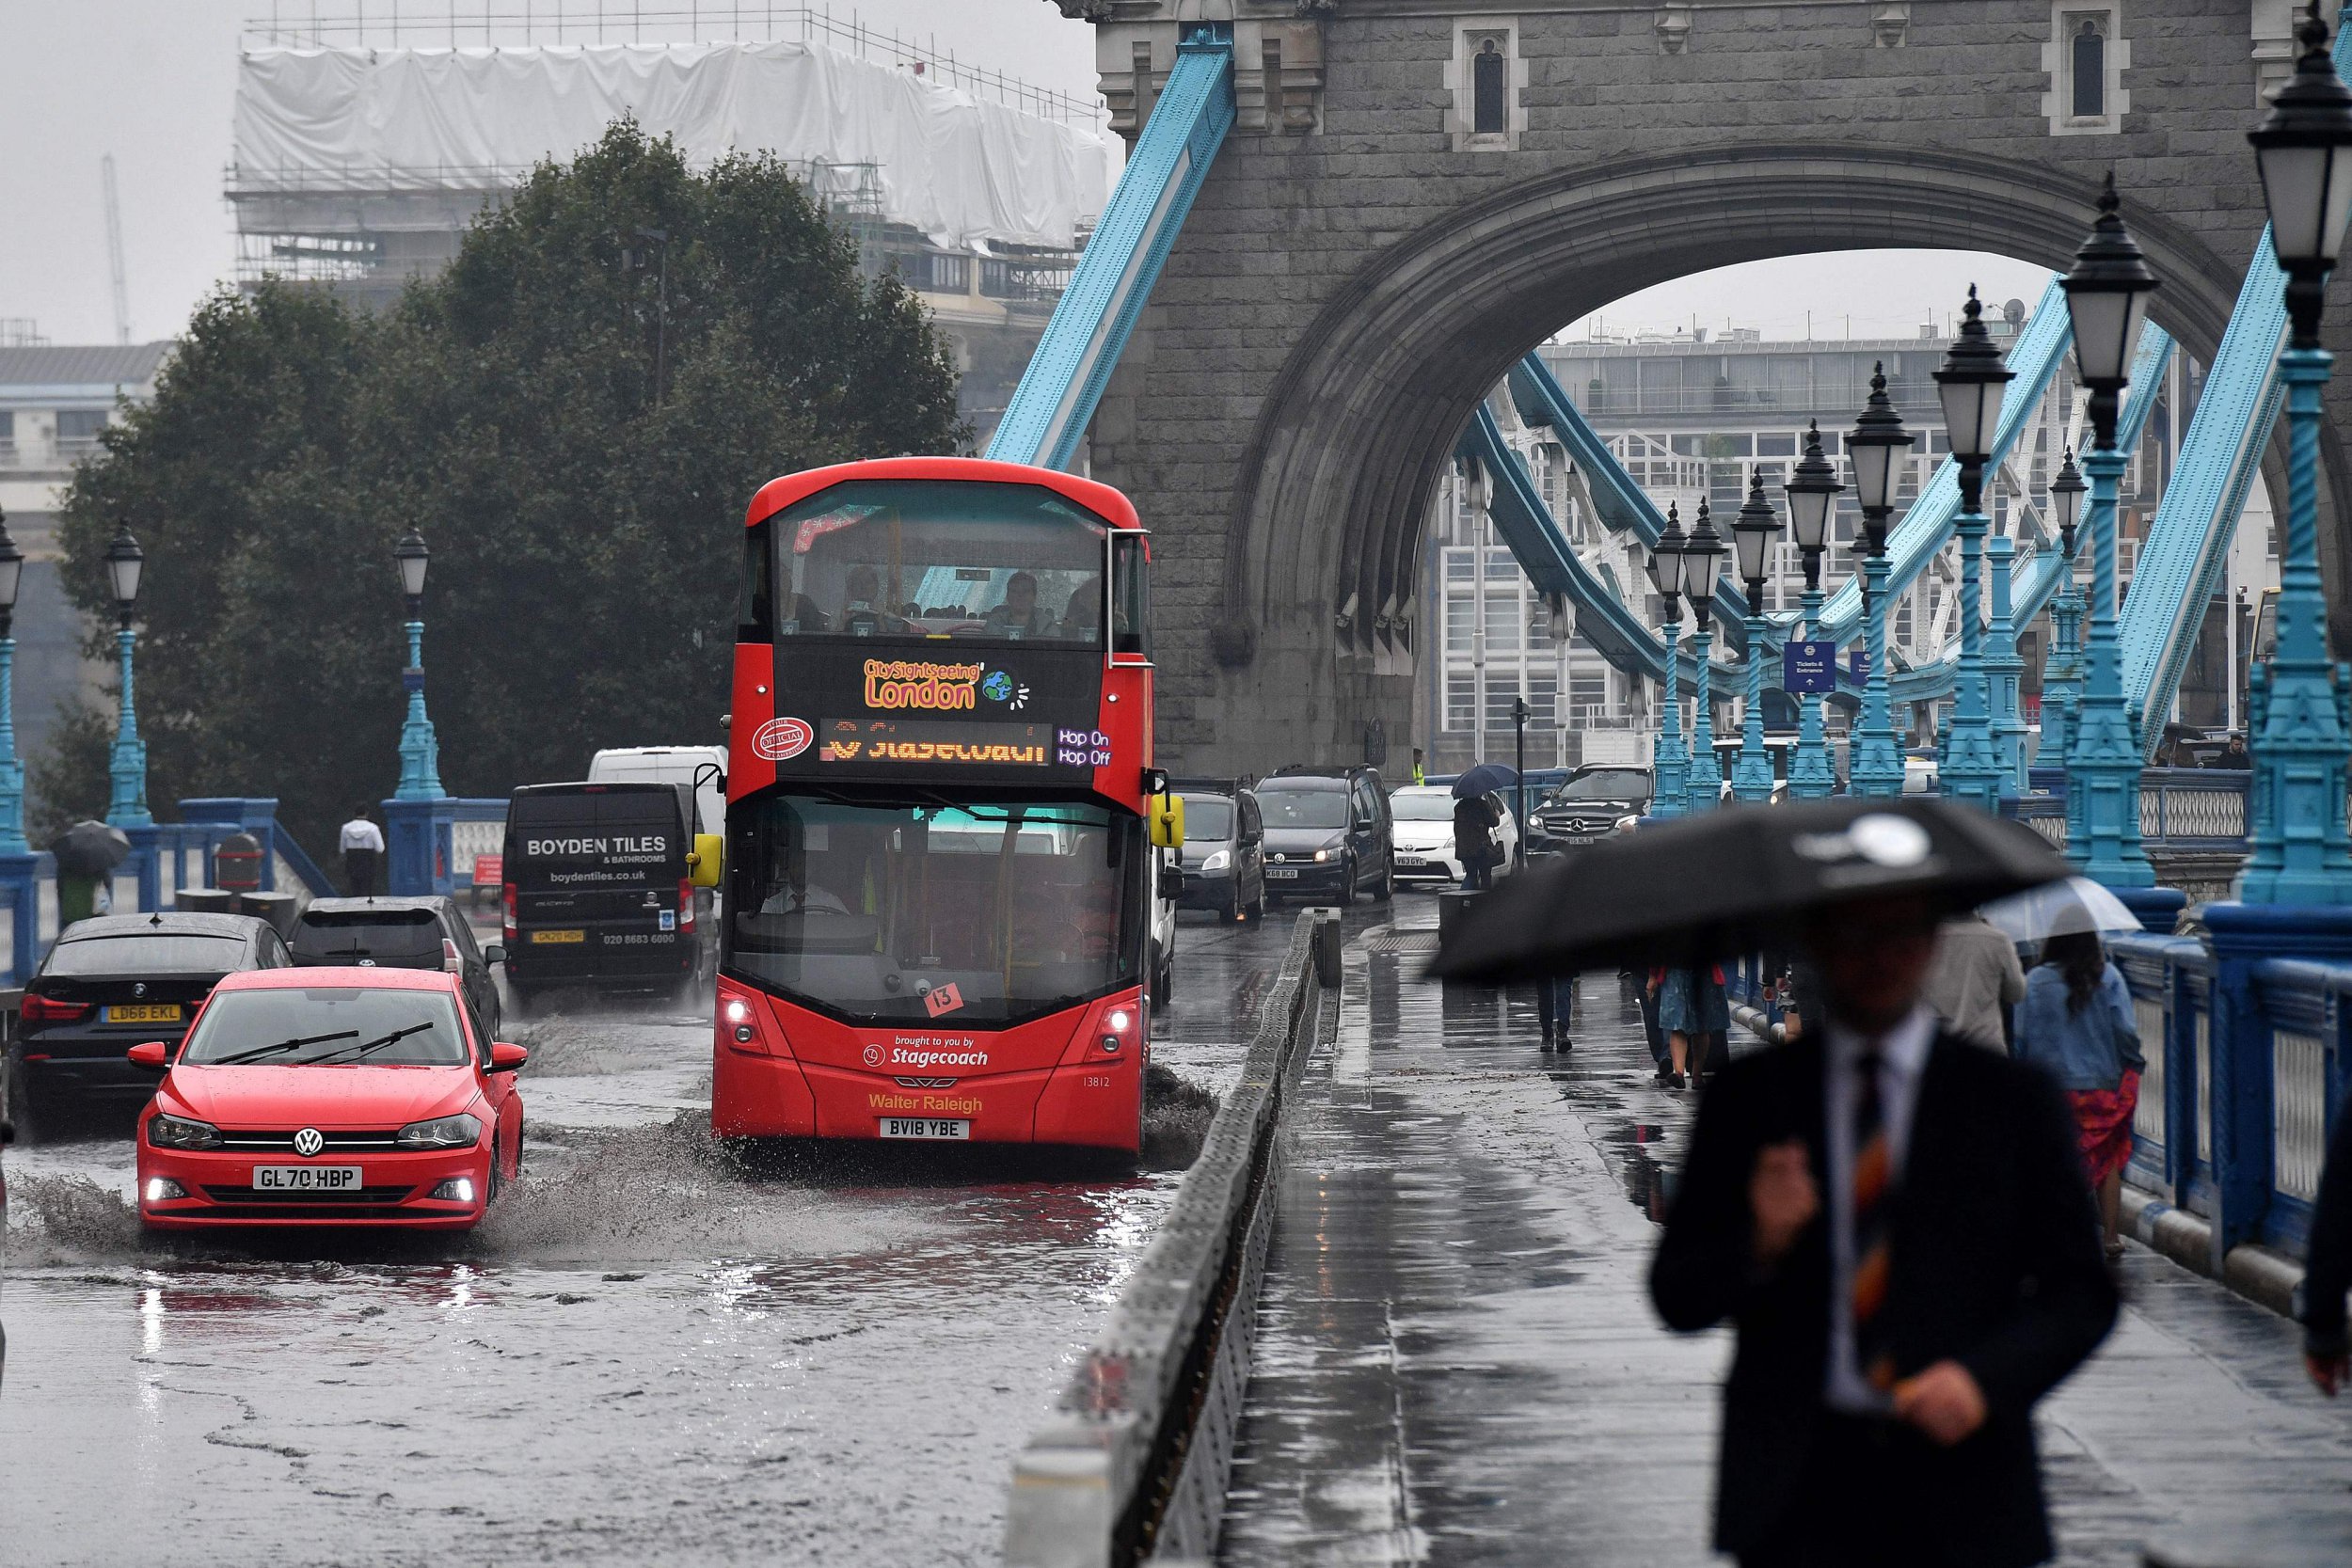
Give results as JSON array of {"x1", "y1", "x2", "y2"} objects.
[{"x1": 1851, "y1": 1049, "x2": 1897, "y2": 1394}]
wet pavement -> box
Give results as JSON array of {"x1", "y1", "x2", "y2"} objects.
[
  {"x1": 0, "y1": 903, "x2": 1376, "y2": 1567},
  {"x1": 1220, "y1": 900, "x2": 2352, "y2": 1566}
]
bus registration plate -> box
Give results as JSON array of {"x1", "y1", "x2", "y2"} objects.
[{"x1": 878, "y1": 1117, "x2": 970, "y2": 1141}]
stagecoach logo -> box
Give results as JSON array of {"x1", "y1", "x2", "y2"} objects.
[
  {"x1": 293, "y1": 1127, "x2": 325, "y2": 1158},
  {"x1": 753, "y1": 717, "x2": 813, "y2": 761},
  {"x1": 864, "y1": 658, "x2": 985, "y2": 711},
  {"x1": 862, "y1": 1044, "x2": 883, "y2": 1068}
]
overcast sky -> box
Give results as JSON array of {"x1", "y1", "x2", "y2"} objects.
[{"x1": 3, "y1": 2, "x2": 2042, "y2": 349}]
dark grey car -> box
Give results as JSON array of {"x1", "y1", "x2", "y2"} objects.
[
  {"x1": 1529, "y1": 765, "x2": 1655, "y2": 854},
  {"x1": 1255, "y1": 768, "x2": 1395, "y2": 905},
  {"x1": 291, "y1": 896, "x2": 503, "y2": 1039},
  {"x1": 1174, "y1": 786, "x2": 1266, "y2": 922}
]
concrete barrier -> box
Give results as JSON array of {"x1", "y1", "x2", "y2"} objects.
[{"x1": 1002, "y1": 910, "x2": 1336, "y2": 1568}]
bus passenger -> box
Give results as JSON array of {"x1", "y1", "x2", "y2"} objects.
[
  {"x1": 840, "y1": 565, "x2": 898, "y2": 635},
  {"x1": 982, "y1": 572, "x2": 1055, "y2": 638},
  {"x1": 1061, "y1": 577, "x2": 1102, "y2": 639}
]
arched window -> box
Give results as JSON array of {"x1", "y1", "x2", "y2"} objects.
[
  {"x1": 1473, "y1": 39, "x2": 1506, "y2": 135},
  {"x1": 2072, "y1": 18, "x2": 2106, "y2": 119}
]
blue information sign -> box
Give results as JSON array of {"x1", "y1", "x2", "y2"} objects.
[
  {"x1": 1783, "y1": 640, "x2": 1838, "y2": 694},
  {"x1": 1848, "y1": 647, "x2": 1870, "y2": 684}
]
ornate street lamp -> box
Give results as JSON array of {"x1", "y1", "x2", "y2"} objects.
[
  {"x1": 1844, "y1": 364, "x2": 1913, "y2": 797},
  {"x1": 2059, "y1": 174, "x2": 2161, "y2": 885},
  {"x1": 103, "y1": 519, "x2": 151, "y2": 829},
  {"x1": 1782, "y1": 421, "x2": 1843, "y2": 799},
  {"x1": 2036, "y1": 449, "x2": 2089, "y2": 778},
  {"x1": 1985, "y1": 533, "x2": 2030, "y2": 795},
  {"x1": 1728, "y1": 470, "x2": 1782, "y2": 803},
  {"x1": 1933, "y1": 286, "x2": 2017, "y2": 813},
  {"x1": 1646, "y1": 506, "x2": 1689, "y2": 818},
  {"x1": 393, "y1": 528, "x2": 445, "y2": 802},
  {"x1": 2240, "y1": 1, "x2": 2352, "y2": 903},
  {"x1": 0, "y1": 512, "x2": 25, "y2": 854},
  {"x1": 1680, "y1": 499, "x2": 1727, "y2": 814}
]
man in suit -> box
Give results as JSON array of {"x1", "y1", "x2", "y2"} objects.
[{"x1": 1650, "y1": 893, "x2": 2117, "y2": 1568}]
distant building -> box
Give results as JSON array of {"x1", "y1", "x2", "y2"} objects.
[
  {"x1": 225, "y1": 20, "x2": 1110, "y2": 445},
  {"x1": 0, "y1": 340, "x2": 173, "y2": 768},
  {"x1": 1413, "y1": 308, "x2": 2257, "y2": 775}
]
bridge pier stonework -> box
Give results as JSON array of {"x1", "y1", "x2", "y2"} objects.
[{"x1": 1060, "y1": 0, "x2": 2352, "y2": 774}]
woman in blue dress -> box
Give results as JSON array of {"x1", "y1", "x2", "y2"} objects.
[{"x1": 1653, "y1": 961, "x2": 1729, "y2": 1090}]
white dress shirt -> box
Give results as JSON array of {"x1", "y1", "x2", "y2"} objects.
[{"x1": 1823, "y1": 1004, "x2": 1937, "y2": 1413}]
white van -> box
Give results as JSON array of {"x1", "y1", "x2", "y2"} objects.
[{"x1": 588, "y1": 746, "x2": 727, "y2": 835}]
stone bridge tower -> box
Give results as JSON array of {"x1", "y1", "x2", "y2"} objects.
[{"x1": 1051, "y1": 0, "x2": 2337, "y2": 775}]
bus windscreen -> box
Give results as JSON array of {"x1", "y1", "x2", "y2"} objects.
[
  {"x1": 725, "y1": 794, "x2": 1141, "y2": 1028},
  {"x1": 764, "y1": 480, "x2": 1110, "y2": 646}
]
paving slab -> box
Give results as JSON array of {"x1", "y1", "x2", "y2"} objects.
[{"x1": 1219, "y1": 902, "x2": 2352, "y2": 1566}]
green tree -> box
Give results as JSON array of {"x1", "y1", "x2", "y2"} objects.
[{"x1": 54, "y1": 123, "x2": 965, "y2": 854}]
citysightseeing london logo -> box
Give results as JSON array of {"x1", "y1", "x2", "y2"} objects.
[{"x1": 864, "y1": 658, "x2": 985, "y2": 711}]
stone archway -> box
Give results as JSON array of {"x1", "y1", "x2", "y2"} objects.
[{"x1": 1180, "y1": 142, "x2": 2266, "y2": 774}]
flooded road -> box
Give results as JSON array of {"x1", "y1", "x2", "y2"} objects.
[{"x1": 0, "y1": 904, "x2": 1373, "y2": 1567}]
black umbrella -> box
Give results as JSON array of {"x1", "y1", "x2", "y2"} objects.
[
  {"x1": 1452, "y1": 762, "x2": 1518, "y2": 800},
  {"x1": 1428, "y1": 797, "x2": 2067, "y2": 982},
  {"x1": 52, "y1": 819, "x2": 131, "y2": 879}
]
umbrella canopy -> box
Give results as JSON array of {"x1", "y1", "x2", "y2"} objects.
[
  {"x1": 1977, "y1": 876, "x2": 2144, "y2": 943},
  {"x1": 52, "y1": 819, "x2": 132, "y2": 879},
  {"x1": 1452, "y1": 763, "x2": 1518, "y2": 800},
  {"x1": 1429, "y1": 797, "x2": 2067, "y2": 981}
]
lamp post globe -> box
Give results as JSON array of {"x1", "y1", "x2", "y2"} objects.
[
  {"x1": 1783, "y1": 422, "x2": 1842, "y2": 799},
  {"x1": 2239, "y1": 0, "x2": 2352, "y2": 904},
  {"x1": 103, "y1": 518, "x2": 151, "y2": 829},
  {"x1": 395, "y1": 528, "x2": 430, "y2": 613},
  {"x1": 2058, "y1": 178, "x2": 2162, "y2": 890},
  {"x1": 1649, "y1": 506, "x2": 1690, "y2": 817},
  {"x1": 1932, "y1": 288, "x2": 2015, "y2": 813},
  {"x1": 1680, "y1": 500, "x2": 1727, "y2": 813},
  {"x1": 1844, "y1": 367, "x2": 1911, "y2": 797},
  {"x1": 1728, "y1": 470, "x2": 1781, "y2": 803}
]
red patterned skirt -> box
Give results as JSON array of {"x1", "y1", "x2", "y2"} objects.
[{"x1": 2069, "y1": 1067, "x2": 2141, "y2": 1187}]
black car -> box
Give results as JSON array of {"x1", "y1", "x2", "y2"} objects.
[
  {"x1": 1528, "y1": 765, "x2": 1655, "y2": 854},
  {"x1": 1253, "y1": 767, "x2": 1395, "y2": 905},
  {"x1": 8, "y1": 912, "x2": 290, "y2": 1136},
  {"x1": 292, "y1": 896, "x2": 504, "y2": 1039},
  {"x1": 1173, "y1": 783, "x2": 1266, "y2": 923}
]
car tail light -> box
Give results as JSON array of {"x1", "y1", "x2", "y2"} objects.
[
  {"x1": 443, "y1": 937, "x2": 464, "y2": 974},
  {"x1": 20, "y1": 992, "x2": 92, "y2": 1023},
  {"x1": 678, "y1": 878, "x2": 695, "y2": 936},
  {"x1": 502, "y1": 881, "x2": 518, "y2": 944}
]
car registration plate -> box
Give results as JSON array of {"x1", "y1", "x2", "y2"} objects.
[
  {"x1": 1396, "y1": 854, "x2": 1426, "y2": 867},
  {"x1": 252, "y1": 1165, "x2": 362, "y2": 1191},
  {"x1": 1265, "y1": 867, "x2": 1299, "y2": 879},
  {"x1": 531, "y1": 928, "x2": 586, "y2": 944},
  {"x1": 878, "y1": 1117, "x2": 970, "y2": 1141},
  {"x1": 106, "y1": 1003, "x2": 183, "y2": 1024}
]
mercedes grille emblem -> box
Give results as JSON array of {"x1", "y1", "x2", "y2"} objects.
[{"x1": 293, "y1": 1127, "x2": 326, "y2": 1158}]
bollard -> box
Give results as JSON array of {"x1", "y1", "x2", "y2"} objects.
[
  {"x1": 1310, "y1": 910, "x2": 1342, "y2": 990},
  {"x1": 1437, "y1": 888, "x2": 1484, "y2": 944}
]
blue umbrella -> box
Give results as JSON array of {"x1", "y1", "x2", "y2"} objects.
[{"x1": 1452, "y1": 763, "x2": 1518, "y2": 800}]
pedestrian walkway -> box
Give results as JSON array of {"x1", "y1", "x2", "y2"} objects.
[{"x1": 1218, "y1": 905, "x2": 2352, "y2": 1566}]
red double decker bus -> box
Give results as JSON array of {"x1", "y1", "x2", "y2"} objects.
[{"x1": 712, "y1": 457, "x2": 1173, "y2": 1154}]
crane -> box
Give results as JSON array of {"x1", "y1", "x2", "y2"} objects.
[{"x1": 102, "y1": 153, "x2": 130, "y2": 346}]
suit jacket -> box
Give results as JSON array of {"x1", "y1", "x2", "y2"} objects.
[{"x1": 1649, "y1": 1031, "x2": 2117, "y2": 1566}]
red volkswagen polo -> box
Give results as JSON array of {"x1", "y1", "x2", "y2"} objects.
[{"x1": 132, "y1": 968, "x2": 524, "y2": 1230}]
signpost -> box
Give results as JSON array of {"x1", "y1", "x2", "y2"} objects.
[{"x1": 1784, "y1": 639, "x2": 1839, "y2": 694}]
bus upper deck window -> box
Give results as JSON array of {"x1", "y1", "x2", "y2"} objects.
[
  {"x1": 1111, "y1": 533, "x2": 1151, "y2": 660},
  {"x1": 739, "y1": 519, "x2": 775, "y2": 641}
]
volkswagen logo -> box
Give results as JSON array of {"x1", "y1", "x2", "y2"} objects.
[{"x1": 292, "y1": 1127, "x2": 326, "y2": 1158}]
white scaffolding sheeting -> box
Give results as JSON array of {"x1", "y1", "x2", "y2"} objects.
[{"x1": 234, "y1": 41, "x2": 1108, "y2": 251}]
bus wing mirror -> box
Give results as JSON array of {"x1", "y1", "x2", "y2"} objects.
[
  {"x1": 1148, "y1": 794, "x2": 1184, "y2": 849},
  {"x1": 688, "y1": 833, "x2": 724, "y2": 889}
]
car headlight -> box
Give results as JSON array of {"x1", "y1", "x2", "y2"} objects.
[
  {"x1": 1312, "y1": 847, "x2": 1330, "y2": 863},
  {"x1": 395, "y1": 1113, "x2": 484, "y2": 1149},
  {"x1": 1200, "y1": 849, "x2": 1231, "y2": 873},
  {"x1": 148, "y1": 1114, "x2": 223, "y2": 1150}
]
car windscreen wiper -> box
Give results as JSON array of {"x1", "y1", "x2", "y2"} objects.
[
  {"x1": 304, "y1": 1022, "x2": 440, "y2": 1065},
  {"x1": 206, "y1": 1030, "x2": 358, "y2": 1066}
]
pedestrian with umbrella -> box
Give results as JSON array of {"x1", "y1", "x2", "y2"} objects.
[
  {"x1": 51, "y1": 819, "x2": 130, "y2": 927},
  {"x1": 1449, "y1": 764, "x2": 1512, "y2": 893},
  {"x1": 1433, "y1": 800, "x2": 2116, "y2": 1568},
  {"x1": 1988, "y1": 879, "x2": 2147, "y2": 1262}
]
